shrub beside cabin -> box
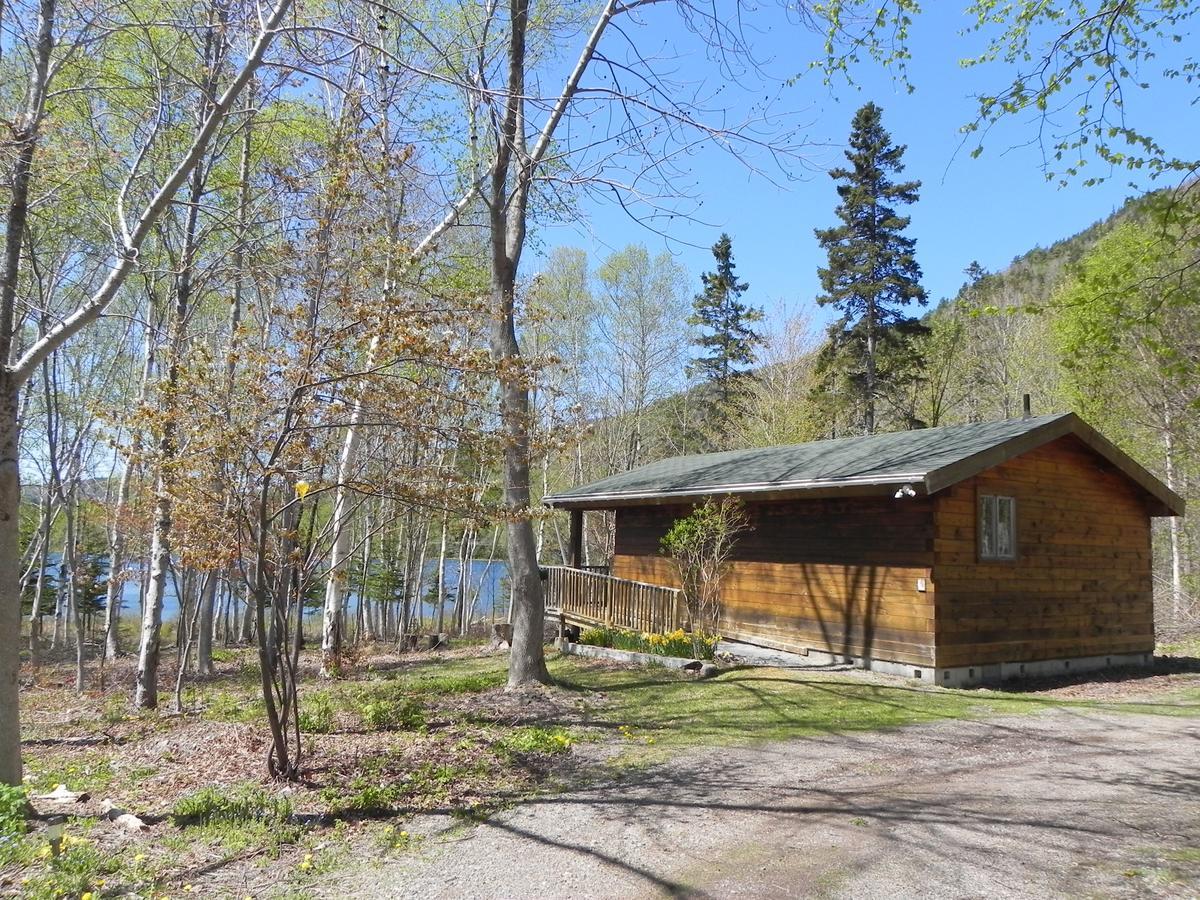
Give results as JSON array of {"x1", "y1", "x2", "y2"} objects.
[{"x1": 544, "y1": 413, "x2": 1185, "y2": 687}]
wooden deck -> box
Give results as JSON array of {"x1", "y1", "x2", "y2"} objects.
[{"x1": 544, "y1": 565, "x2": 685, "y2": 633}]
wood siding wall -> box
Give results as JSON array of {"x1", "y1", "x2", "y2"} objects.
[
  {"x1": 931, "y1": 434, "x2": 1155, "y2": 667},
  {"x1": 611, "y1": 496, "x2": 937, "y2": 666}
]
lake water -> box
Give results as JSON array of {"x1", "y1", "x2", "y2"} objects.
[{"x1": 53, "y1": 556, "x2": 511, "y2": 626}]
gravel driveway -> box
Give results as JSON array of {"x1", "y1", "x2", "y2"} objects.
[{"x1": 332, "y1": 702, "x2": 1200, "y2": 899}]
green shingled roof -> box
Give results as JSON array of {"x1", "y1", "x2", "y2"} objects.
[{"x1": 543, "y1": 412, "x2": 1185, "y2": 516}]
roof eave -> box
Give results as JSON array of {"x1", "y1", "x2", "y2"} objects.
[{"x1": 543, "y1": 473, "x2": 929, "y2": 509}]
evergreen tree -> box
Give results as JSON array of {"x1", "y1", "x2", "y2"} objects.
[
  {"x1": 687, "y1": 234, "x2": 764, "y2": 429},
  {"x1": 815, "y1": 102, "x2": 928, "y2": 434}
]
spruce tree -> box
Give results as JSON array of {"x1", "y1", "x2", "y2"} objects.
[
  {"x1": 688, "y1": 234, "x2": 764, "y2": 422},
  {"x1": 815, "y1": 102, "x2": 927, "y2": 434}
]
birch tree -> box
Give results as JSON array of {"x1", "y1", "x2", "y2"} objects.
[
  {"x1": 455, "y1": 0, "x2": 811, "y2": 685},
  {"x1": 0, "y1": 0, "x2": 296, "y2": 785}
]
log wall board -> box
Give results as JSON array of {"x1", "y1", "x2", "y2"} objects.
[{"x1": 611, "y1": 494, "x2": 937, "y2": 667}]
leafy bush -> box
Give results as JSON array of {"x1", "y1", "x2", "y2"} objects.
[
  {"x1": 577, "y1": 626, "x2": 719, "y2": 660},
  {"x1": 497, "y1": 726, "x2": 574, "y2": 756},
  {"x1": 100, "y1": 695, "x2": 127, "y2": 725},
  {"x1": 299, "y1": 692, "x2": 335, "y2": 733},
  {"x1": 0, "y1": 784, "x2": 31, "y2": 872},
  {"x1": 660, "y1": 497, "x2": 750, "y2": 635},
  {"x1": 0, "y1": 784, "x2": 28, "y2": 837}
]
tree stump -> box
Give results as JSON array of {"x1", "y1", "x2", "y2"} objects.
[
  {"x1": 427, "y1": 633, "x2": 449, "y2": 651},
  {"x1": 489, "y1": 623, "x2": 513, "y2": 650}
]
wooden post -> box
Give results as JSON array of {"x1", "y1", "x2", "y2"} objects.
[{"x1": 568, "y1": 509, "x2": 583, "y2": 568}]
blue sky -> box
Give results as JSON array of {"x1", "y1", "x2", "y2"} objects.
[{"x1": 534, "y1": 4, "x2": 1195, "y2": 329}]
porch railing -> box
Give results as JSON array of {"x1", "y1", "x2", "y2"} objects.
[{"x1": 544, "y1": 565, "x2": 685, "y2": 634}]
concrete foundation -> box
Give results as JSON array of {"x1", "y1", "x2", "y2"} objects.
[
  {"x1": 800, "y1": 647, "x2": 1154, "y2": 688},
  {"x1": 560, "y1": 640, "x2": 704, "y2": 670}
]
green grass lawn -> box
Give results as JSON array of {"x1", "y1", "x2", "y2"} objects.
[
  {"x1": 532, "y1": 653, "x2": 1200, "y2": 764},
  {"x1": 1159, "y1": 635, "x2": 1200, "y2": 658}
]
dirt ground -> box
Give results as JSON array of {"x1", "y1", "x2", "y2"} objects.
[{"x1": 326, "y1": 703, "x2": 1200, "y2": 899}]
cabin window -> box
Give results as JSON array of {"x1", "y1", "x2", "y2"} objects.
[{"x1": 978, "y1": 494, "x2": 1016, "y2": 560}]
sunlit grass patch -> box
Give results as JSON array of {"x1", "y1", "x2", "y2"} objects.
[
  {"x1": 496, "y1": 725, "x2": 574, "y2": 757},
  {"x1": 202, "y1": 690, "x2": 266, "y2": 724},
  {"x1": 15, "y1": 828, "x2": 121, "y2": 900},
  {"x1": 171, "y1": 784, "x2": 302, "y2": 853},
  {"x1": 539, "y1": 654, "x2": 1195, "y2": 765},
  {"x1": 1158, "y1": 636, "x2": 1200, "y2": 658},
  {"x1": 24, "y1": 752, "x2": 115, "y2": 793},
  {"x1": 384, "y1": 656, "x2": 509, "y2": 697}
]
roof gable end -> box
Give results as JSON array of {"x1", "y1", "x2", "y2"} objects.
[{"x1": 924, "y1": 413, "x2": 1183, "y2": 516}]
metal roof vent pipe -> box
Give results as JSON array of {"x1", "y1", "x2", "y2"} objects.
[{"x1": 1022, "y1": 393, "x2": 1032, "y2": 420}]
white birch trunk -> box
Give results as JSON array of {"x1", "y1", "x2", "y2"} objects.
[
  {"x1": 65, "y1": 491, "x2": 85, "y2": 692},
  {"x1": 318, "y1": 184, "x2": 478, "y2": 672},
  {"x1": 239, "y1": 578, "x2": 255, "y2": 643},
  {"x1": 101, "y1": 461, "x2": 134, "y2": 661},
  {"x1": 133, "y1": 474, "x2": 171, "y2": 708},
  {"x1": 51, "y1": 534, "x2": 67, "y2": 649},
  {"x1": 1163, "y1": 419, "x2": 1184, "y2": 622},
  {"x1": 319, "y1": 338, "x2": 372, "y2": 676},
  {"x1": 435, "y1": 511, "x2": 449, "y2": 635},
  {"x1": 356, "y1": 514, "x2": 374, "y2": 642},
  {"x1": 103, "y1": 333, "x2": 152, "y2": 660},
  {"x1": 455, "y1": 526, "x2": 474, "y2": 635}
]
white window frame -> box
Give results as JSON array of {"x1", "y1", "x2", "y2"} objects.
[{"x1": 978, "y1": 494, "x2": 1017, "y2": 561}]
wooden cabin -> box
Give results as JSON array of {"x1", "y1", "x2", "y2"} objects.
[{"x1": 543, "y1": 413, "x2": 1186, "y2": 686}]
